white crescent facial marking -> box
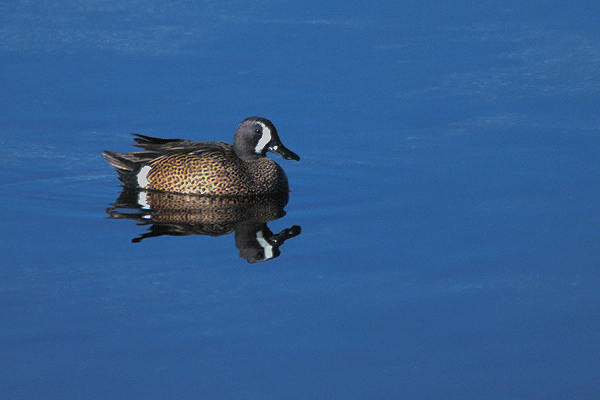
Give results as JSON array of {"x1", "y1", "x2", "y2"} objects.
[
  {"x1": 137, "y1": 165, "x2": 152, "y2": 188},
  {"x1": 254, "y1": 122, "x2": 272, "y2": 154},
  {"x1": 256, "y1": 230, "x2": 274, "y2": 260}
]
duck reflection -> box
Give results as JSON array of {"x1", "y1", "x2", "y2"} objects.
[{"x1": 106, "y1": 187, "x2": 301, "y2": 263}]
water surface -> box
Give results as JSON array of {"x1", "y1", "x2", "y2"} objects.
[{"x1": 1, "y1": 2, "x2": 599, "y2": 399}]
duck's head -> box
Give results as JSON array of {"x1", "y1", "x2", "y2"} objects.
[{"x1": 234, "y1": 117, "x2": 300, "y2": 162}]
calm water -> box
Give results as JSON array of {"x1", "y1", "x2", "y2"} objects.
[{"x1": 2, "y1": 2, "x2": 600, "y2": 399}]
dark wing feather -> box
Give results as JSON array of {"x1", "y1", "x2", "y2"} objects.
[{"x1": 132, "y1": 133, "x2": 188, "y2": 146}]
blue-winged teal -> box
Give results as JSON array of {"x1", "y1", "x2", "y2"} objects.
[{"x1": 102, "y1": 117, "x2": 300, "y2": 196}]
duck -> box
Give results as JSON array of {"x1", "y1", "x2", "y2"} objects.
[{"x1": 102, "y1": 116, "x2": 300, "y2": 196}]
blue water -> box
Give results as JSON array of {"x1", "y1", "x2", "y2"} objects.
[{"x1": 2, "y1": 2, "x2": 600, "y2": 399}]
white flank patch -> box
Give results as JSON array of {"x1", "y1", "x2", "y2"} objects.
[
  {"x1": 254, "y1": 122, "x2": 272, "y2": 154},
  {"x1": 137, "y1": 191, "x2": 151, "y2": 211},
  {"x1": 256, "y1": 230, "x2": 274, "y2": 260},
  {"x1": 137, "y1": 165, "x2": 152, "y2": 188}
]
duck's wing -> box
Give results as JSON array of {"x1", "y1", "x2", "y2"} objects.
[
  {"x1": 146, "y1": 141, "x2": 233, "y2": 166},
  {"x1": 127, "y1": 133, "x2": 231, "y2": 158},
  {"x1": 131, "y1": 133, "x2": 196, "y2": 150}
]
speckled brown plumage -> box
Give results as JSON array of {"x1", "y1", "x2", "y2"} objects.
[{"x1": 145, "y1": 144, "x2": 288, "y2": 195}]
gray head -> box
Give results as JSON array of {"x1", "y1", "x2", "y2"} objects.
[{"x1": 233, "y1": 117, "x2": 300, "y2": 162}]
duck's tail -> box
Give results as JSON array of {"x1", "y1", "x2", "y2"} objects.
[
  {"x1": 103, "y1": 134, "x2": 191, "y2": 187},
  {"x1": 102, "y1": 150, "x2": 146, "y2": 187}
]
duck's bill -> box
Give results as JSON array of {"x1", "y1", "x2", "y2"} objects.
[{"x1": 269, "y1": 143, "x2": 300, "y2": 161}]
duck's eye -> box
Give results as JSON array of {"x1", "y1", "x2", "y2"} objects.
[{"x1": 255, "y1": 128, "x2": 261, "y2": 134}]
